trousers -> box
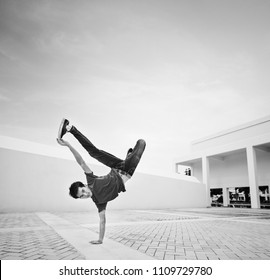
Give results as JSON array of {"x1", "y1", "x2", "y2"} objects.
[{"x1": 70, "y1": 126, "x2": 126, "y2": 171}]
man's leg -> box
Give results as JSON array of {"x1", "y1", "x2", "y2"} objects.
[
  {"x1": 122, "y1": 139, "x2": 146, "y2": 176},
  {"x1": 70, "y1": 128, "x2": 146, "y2": 176},
  {"x1": 69, "y1": 125, "x2": 125, "y2": 169},
  {"x1": 58, "y1": 118, "x2": 146, "y2": 176}
]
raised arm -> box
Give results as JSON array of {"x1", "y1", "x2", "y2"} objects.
[{"x1": 57, "y1": 138, "x2": 92, "y2": 173}]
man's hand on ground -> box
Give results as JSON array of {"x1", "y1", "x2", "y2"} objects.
[{"x1": 90, "y1": 240, "x2": 103, "y2": 245}]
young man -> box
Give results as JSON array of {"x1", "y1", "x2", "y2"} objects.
[{"x1": 57, "y1": 118, "x2": 146, "y2": 245}]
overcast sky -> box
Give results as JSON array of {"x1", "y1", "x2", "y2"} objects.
[{"x1": 1, "y1": 0, "x2": 270, "y2": 177}]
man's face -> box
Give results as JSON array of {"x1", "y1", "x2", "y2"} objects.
[{"x1": 77, "y1": 186, "x2": 91, "y2": 199}]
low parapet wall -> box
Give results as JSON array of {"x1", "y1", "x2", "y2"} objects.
[{"x1": 0, "y1": 147, "x2": 206, "y2": 212}]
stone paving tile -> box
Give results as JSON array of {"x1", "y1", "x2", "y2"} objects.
[
  {"x1": 0, "y1": 213, "x2": 47, "y2": 228},
  {"x1": 86, "y1": 209, "x2": 270, "y2": 260},
  {"x1": 1, "y1": 209, "x2": 270, "y2": 260},
  {"x1": 0, "y1": 213, "x2": 85, "y2": 260},
  {"x1": 56, "y1": 210, "x2": 201, "y2": 225}
]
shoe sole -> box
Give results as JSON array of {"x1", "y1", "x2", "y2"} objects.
[
  {"x1": 58, "y1": 118, "x2": 69, "y2": 139},
  {"x1": 126, "y1": 139, "x2": 146, "y2": 175}
]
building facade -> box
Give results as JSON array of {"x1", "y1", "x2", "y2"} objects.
[{"x1": 175, "y1": 115, "x2": 270, "y2": 209}]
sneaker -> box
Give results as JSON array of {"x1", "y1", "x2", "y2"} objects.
[
  {"x1": 124, "y1": 139, "x2": 146, "y2": 176},
  {"x1": 58, "y1": 118, "x2": 69, "y2": 139},
  {"x1": 126, "y1": 148, "x2": 133, "y2": 157}
]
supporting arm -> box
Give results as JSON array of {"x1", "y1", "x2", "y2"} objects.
[{"x1": 90, "y1": 210, "x2": 106, "y2": 245}]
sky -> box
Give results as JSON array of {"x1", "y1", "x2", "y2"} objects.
[{"x1": 0, "y1": 0, "x2": 270, "y2": 177}]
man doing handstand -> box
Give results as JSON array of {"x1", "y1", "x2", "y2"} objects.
[{"x1": 57, "y1": 118, "x2": 146, "y2": 245}]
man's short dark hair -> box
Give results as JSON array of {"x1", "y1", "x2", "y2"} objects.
[{"x1": 69, "y1": 181, "x2": 84, "y2": 199}]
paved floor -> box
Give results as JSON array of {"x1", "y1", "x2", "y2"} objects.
[{"x1": 1, "y1": 208, "x2": 270, "y2": 260}]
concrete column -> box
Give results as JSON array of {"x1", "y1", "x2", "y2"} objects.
[
  {"x1": 202, "y1": 156, "x2": 211, "y2": 207},
  {"x1": 222, "y1": 187, "x2": 229, "y2": 207},
  {"x1": 246, "y1": 146, "x2": 260, "y2": 208},
  {"x1": 175, "y1": 163, "x2": 179, "y2": 173}
]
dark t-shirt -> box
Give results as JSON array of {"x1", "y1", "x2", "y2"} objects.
[{"x1": 85, "y1": 168, "x2": 126, "y2": 212}]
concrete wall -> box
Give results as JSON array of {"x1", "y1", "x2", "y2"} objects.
[
  {"x1": 191, "y1": 116, "x2": 270, "y2": 153},
  {"x1": 256, "y1": 148, "x2": 270, "y2": 185},
  {"x1": 0, "y1": 147, "x2": 207, "y2": 212},
  {"x1": 192, "y1": 149, "x2": 270, "y2": 189},
  {"x1": 208, "y1": 152, "x2": 249, "y2": 189}
]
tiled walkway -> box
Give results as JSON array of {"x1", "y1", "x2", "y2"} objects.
[
  {"x1": 1, "y1": 208, "x2": 270, "y2": 260},
  {"x1": 0, "y1": 213, "x2": 84, "y2": 260}
]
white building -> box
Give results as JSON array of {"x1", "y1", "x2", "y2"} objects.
[{"x1": 175, "y1": 115, "x2": 270, "y2": 209}]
